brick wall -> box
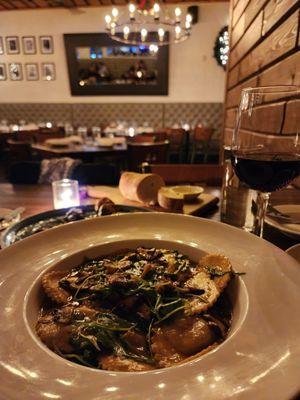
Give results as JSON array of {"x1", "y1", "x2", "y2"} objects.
[{"x1": 223, "y1": 0, "x2": 300, "y2": 146}]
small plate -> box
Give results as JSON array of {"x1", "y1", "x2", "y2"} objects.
[
  {"x1": 0, "y1": 208, "x2": 21, "y2": 232},
  {"x1": 286, "y1": 244, "x2": 300, "y2": 264},
  {"x1": 170, "y1": 185, "x2": 204, "y2": 201},
  {"x1": 266, "y1": 204, "x2": 300, "y2": 239},
  {"x1": 1, "y1": 204, "x2": 148, "y2": 247}
]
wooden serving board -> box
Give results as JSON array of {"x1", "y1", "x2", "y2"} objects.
[{"x1": 87, "y1": 186, "x2": 219, "y2": 216}]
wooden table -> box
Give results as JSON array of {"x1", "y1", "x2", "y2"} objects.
[
  {"x1": 31, "y1": 143, "x2": 128, "y2": 162},
  {"x1": 0, "y1": 184, "x2": 298, "y2": 250},
  {"x1": 0, "y1": 183, "x2": 219, "y2": 219}
]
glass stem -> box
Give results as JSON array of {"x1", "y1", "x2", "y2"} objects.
[{"x1": 255, "y1": 191, "x2": 270, "y2": 238}]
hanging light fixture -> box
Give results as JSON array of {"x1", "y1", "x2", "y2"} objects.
[{"x1": 104, "y1": 1, "x2": 193, "y2": 46}]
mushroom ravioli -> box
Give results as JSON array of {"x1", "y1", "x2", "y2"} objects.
[{"x1": 36, "y1": 247, "x2": 236, "y2": 371}]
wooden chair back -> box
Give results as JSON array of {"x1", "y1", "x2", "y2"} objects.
[
  {"x1": 127, "y1": 141, "x2": 169, "y2": 171},
  {"x1": 132, "y1": 135, "x2": 156, "y2": 143},
  {"x1": 151, "y1": 131, "x2": 167, "y2": 141},
  {"x1": 164, "y1": 128, "x2": 186, "y2": 145},
  {"x1": 148, "y1": 163, "x2": 223, "y2": 185},
  {"x1": 13, "y1": 130, "x2": 38, "y2": 143},
  {"x1": 7, "y1": 139, "x2": 32, "y2": 162},
  {"x1": 193, "y1": 127, "x2": 214, "y2": 142},
  {"x1": 35, "y1": 128, "x2": 65, "y2": 143}
]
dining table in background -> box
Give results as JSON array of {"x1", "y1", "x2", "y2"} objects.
[
  {"x1": 0, "y1": 183, "x2": 298, "y2": 251},
  {"x1": 31, "y1": 142, "x2": 128, "y2": 162}
]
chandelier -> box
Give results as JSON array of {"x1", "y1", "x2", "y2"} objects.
[{"x1": 104, "y1": 1, "x2": 193, "y2": 47}]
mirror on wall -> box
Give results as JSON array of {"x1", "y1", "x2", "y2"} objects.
[{"x1": 64, "y1": 33, "x2": 169, "y2": 96}]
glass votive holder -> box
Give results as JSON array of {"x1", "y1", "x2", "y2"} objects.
[{"x1": 52, "y1": 179, "x2": 80, "y2": 209}]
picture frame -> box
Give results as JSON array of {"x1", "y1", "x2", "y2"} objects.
[
  {"x1": 22, "y1": 36, "x2": 37, "y2": 55},
  {"x1": 9, "y1": 63, "x2": 23, "y2": 81},
  {"x1": 41, "y1": 62, "x2": 55, "y2": 81},
  {"x1": 25, "y1": 63, "x2": 39, "y2": 81},
  {"x1": 0, "y1": 37, "x2": 4, "y2": 55},
  {"x1": 39, "y1": 36, "x2": 54, "y2": 54},
  {"x1": 6, "y1": 36, "x2": 20, "y2": 54},
  {"x1": 0, "y1": 64, "x2": 7, "y2": 81},
  {"x1": 64, "y1": 33, "x2": 169, "y2": 96}
]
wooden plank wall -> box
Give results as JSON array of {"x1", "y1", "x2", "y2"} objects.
[{"x1": 223, "y1": 0, "x2": 300, "y2": 146}]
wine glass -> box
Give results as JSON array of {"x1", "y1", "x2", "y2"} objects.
[{"x1": 231, "y1": 85, "x2": 299, "y2": 237}]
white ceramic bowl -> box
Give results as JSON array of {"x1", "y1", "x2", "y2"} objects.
[{"x1": 0, "y1": 213, "x2": 300, "y2": 400}]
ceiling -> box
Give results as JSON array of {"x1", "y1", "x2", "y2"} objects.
[{"x1": 0, "y1": 0, "x2": 228, "y2": 11}]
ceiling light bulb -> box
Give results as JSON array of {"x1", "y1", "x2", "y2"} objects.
[
  {"x1": 123, "y1": 26, "x2": 130, "y2": 39},
  {"x1": 141, "y1": 28, "x2": 148, "y2": 41},
  {"x1": 110, "y1": 22, "x2": 116, "y2": 35},
  {"x1": 186, "y1": 13, "x2": 192, "y2": 23},
  {"x1": 129, "y1": 3, "x2": 136, "y2": 13},
  {"x1": 175, "y1": 25, "x2": 181, "y2": 38},
  {"x1": 158, "y1": 28, "x2": 165, "y2": 41},
  {"x1": 112, "y1": 7, "x2": 119, "y2": 19},
  {"x1": 105, "y1": 15, "x2": 111, "y2": 24},
  {"x1": 153, "y1": 3, "x2": 160, "y2": 13},
  {"x1": 105, "y1": 14, "x2": 112, "y2": 29},
  {"x1": 149, "y1": 44, "x2": 158, "y2": 53},
  {"x1": 175, "y1": 7, "x2": 181, "y2": 17},
  {"x1": 185, "y1": 20, "x2": 191, "y2": 29}
]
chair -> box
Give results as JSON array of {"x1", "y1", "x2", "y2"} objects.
[
  {"x1": 35, "y1": 127, "x2": 65, "y2": 143},
  {"x1": 7, "y1": 161, "x2": 40, "y2": 184},
  {"x1": 127, "y1": 141, "x2": 169, "y2": 172},
  {"x1": 72, "y1": 163, "x2": 120, "y2": 185},
  {"x1": 132, "y1": 135, "x2": 156, "y2": 143},
  {"x1": 13, "y1": 130, "x2": 38, "y2": 143},
  {"x1": 189, "y1": 126, "x2": 214, "y2": 163},
  {"x1": 146, "y1": 163, "x2": 223, "y2": 185},
  {"x1": 151, "y1": 131, "x2": 168, "y2": 141},
  {"x1": 7, "y1": 139, "x2": 32, "y2": 162},
  {"x1": 164, "y1": 128, "x2": 188, "y2": 163}
]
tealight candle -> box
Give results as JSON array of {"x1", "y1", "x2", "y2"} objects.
[{"x1": 52, "y1": 179, "x2": 80, "y2": 210}]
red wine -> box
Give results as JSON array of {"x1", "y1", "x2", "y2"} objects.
[{"x1": 231, "y1": 152, "x2": 300, "y2": 192}]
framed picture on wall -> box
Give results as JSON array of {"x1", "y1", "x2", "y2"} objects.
[
  {"x1": 9, "y1": 63, "x2": 23, "y2": 81},
  {"x1": 0, "y1": 38, "x2": 4, "y2": 55},
  {"x1": 64, "y1": 33, "x2": 169, "y2": 96},
  {"x1": 0, "y1": 64, "x2": 7, "y2": 80},
  {"x1": 41, "y1": 63, "x2": 55, "y2": 80},
  {"x1": 25, "y1": 63, "x2": 39, "y2": 80},
  {"x1": 39, "y1": 36, "x2": 54, "y2": 54},
  {"x1": 22, "y1": 36, "x2": 37, "y2": 54},
  {"x1": 6, "y1": 37, "x2": 20, "y2": 54}
]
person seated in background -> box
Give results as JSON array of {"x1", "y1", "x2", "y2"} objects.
[
  {"x1": 86, "y1": 62, "x2": 101, "y2": 84},
  {"x1": 78, "y1": 61, "x2": 111, "y2": 85},
  {"x1": 122, "y1": 60, "x2": 149, "y2": 83},
  {"x1": 98, "y1": 62, "x2": 111, "y2": 82}
]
